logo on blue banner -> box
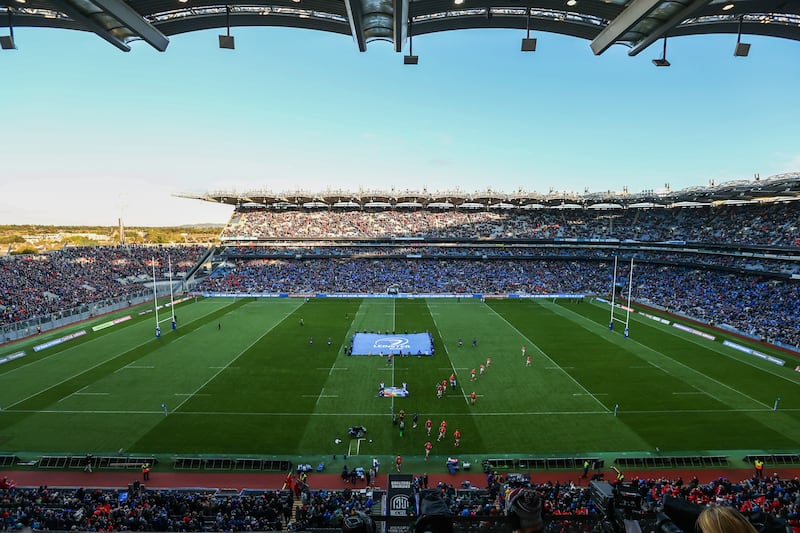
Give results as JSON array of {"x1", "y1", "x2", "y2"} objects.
[{"x1": 374, "y1": 337, "x2": 410, "y2": 350}]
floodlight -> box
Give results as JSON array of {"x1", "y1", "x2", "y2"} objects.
[
  {"x1": 652, "y1": 36, "x2": 670, "y2": 67},
  {"x1": 521, "y1": 38, "x2": 537, "y2": 52},
  {"x1": 219, "y1": 34, "x2": 235, "y2": 49},
  {"x1": 521, "y1": 7, "x2": 536, "y2": 52},
  {"x1": 734, "y1": 16, "x2": 750, "y2": 56},
  {"x1": 2, "y1": 10, "x2": 16, "y2": 50},
  {"x1": 404, "y1": 16, "x2": 418, "y2": 65},
  {"x1": 734, "y1": 42, "x2": 750, "y2": 56},
  {"x1": 218, "y1": 5, "x2": 234, "y2": 49}
]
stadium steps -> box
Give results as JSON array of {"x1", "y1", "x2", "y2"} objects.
[
  {"x1": 614, "y1": 455, "x2": 728, "y2": 469},
  {"x1": 184, "y1": 247, "x2": 216, "y2": 282},
  {"x1": 0, "y1": 455, "x2": 18, "y2": 467}
]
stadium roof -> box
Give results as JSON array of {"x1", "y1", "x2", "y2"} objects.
[
  {"x1": 1, "y1": 0, "x2": 799, "y2": 54},
  {"x1": 177, "y1": 171, "x2": 800, "y2": 209}
]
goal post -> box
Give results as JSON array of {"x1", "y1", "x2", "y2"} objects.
[{"x1": 608, "y1": 256, "x2": 635, "y2": 338}]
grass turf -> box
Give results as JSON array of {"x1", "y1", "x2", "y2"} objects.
[{"x1": 1, "y1": 297, "x2": 798, "y2": 465}]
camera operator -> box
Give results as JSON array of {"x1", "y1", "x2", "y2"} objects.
[
  {"x1": 342, "y1": 511, "x2": 376, "y2": 533},
  {"x1": 507, "y1": 487, "x2": 543, "y2": 533}
]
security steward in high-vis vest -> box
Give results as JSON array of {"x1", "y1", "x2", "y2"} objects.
[
  {"x1": 754, "y1": 459, "x2": 764, "y2": 479},
  {"x1": 142, "y1": 462, "x2": 151, "y2": 481}
]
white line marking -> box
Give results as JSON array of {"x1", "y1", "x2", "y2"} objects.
[
  {"x1": 630, "y1": 310, "x2": 800, "y2": 387},
  {"x1": 304, "y1": 394, "x2": 339, "y2": 398},
  {"x1": 426, "y1": 301, "x2": 470, "y2": 406},
  {"x1": 73, "y1": 392, "x2": 110, "y2": 396},
  {"x1": 175, "y1": 393, "x2": 210, "y2": 396},
  {"x1": 12, "y1": 408, "x2": 790, "y2": 416},
  {"x1": 0, "y1": 300, "x2": 225, "y2": 380},
  {"x1": 553, "y1": 302, "x2": 766, "y2": 408},
  {"x1": 673, "y1": 392, "x2": 706, "y2": 395},
  {"x1": 9, "y1": 338, "x2": 163, "y2": 408},
  {"x1": 171, "y1": 306, "x2": 300, "y2": 414},
  {"x1": 484, "y1": 304, "x2": 610, "y2": 413},
  {"x1": 210, "y1": 366, "x2": 239, "y2": 369},
  {"x1": 573, "y1": 393, "x2": 608, "y2": 396}
]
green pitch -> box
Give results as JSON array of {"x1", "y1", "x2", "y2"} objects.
[{"x1": 1, "y1": 297, "x2": 799, "y2": 465}]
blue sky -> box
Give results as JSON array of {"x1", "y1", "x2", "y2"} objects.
[{"x1": 1, "y1": 23, "x2": 799, "y2": 226}]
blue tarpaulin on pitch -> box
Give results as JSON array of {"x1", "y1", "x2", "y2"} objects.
[{"x1": 351, "y1": 332, "x2": 433, "y2": 356}]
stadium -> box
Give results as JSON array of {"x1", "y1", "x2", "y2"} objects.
[{"x1": 1, "y1": 173, "x2": 799, "y2": 532}]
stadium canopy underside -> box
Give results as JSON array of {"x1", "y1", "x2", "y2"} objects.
[
  {"x1": 176, "y1": 172, "x2": 800, "y2": 209},
  {"x1": 1, "y1": 0, "x2": 799, "y2": 54}
]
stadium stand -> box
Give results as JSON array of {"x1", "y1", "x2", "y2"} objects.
[
  {"x1": 0, "y1": 245, "x2": 208, "y2": 327},
  {"x1": 2, "y1": 200, "x2": 799, "y2": 349},
  {"x1": 2, "y1": 473, "x2": 800, "y2": 532}
]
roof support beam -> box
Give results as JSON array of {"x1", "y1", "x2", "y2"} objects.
[
  {"x1": 393, "y1": 0, "x2": 408, "y2": 52},
  {"x1": 590, "y1": 0, "x2": 662, "y2": 55},
  {"x1": 48, "y1": 0, "x2": 131, "y2": 51},
  {"x1": 92, "y1": 0, "x2": 169, "y2": 51},
  {"x1": 343, "y1": 0, "x2": 367, "y2": 51},
  {"x1": 627, "y1": 0, "x2": 713, "y2": 55}
]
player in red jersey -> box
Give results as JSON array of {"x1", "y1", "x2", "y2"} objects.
[
  {"x1": 395, "y1": 455, "x2": 402, "y2": 472},
  {"x1": 425, "y1": 418, "x2": 433, "y2": 436},
  {"x1": 453, "y1": 429, "x2": 461, "y2": 447},
  {"x1": 470, "y1": 368, "x2": 477, "y2": 381},
  {"x1": 470, "y1": 391, "x2": 477, "y2": 405},
  {"x1": 424, "y1": 441, "x2": 432, "y2": 460}
]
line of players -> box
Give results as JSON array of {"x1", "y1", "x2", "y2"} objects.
[
  {"x1": 424, "y1": 344, "x2": 532, "y2": 459},
  {"x1": 423, "y1": 418, "x2": 462, "y2": 460}
]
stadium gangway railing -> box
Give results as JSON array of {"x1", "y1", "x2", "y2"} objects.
[
  {"x1": 744, "y1": 453, "x2": 800, "y2": 465},
  {"x1": 614, "y1": 455, "x2": 728, "y2": 469}
]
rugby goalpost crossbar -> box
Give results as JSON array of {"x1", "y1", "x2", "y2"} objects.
[{"x1": 608, "y1": 256, "x2": 635, "y2": 338}]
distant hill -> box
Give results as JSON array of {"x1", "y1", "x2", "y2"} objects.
[{"x1": 0, "y1": 225, "x2": 223, "y2": 254}]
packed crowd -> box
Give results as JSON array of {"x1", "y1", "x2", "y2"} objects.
[
  {"x1": 220, "y1": 245, "x2": 800, "y2": 276},
  {"x1": 2, "y1": 473, "x2": 799, "y2": 531},
  {"x1": 0, "y1": 245, "x2": 208, "y2": 326},
  {"x1": 220, "y1": 203, "x2": 800, "y2": 245},
  {"x1": 198, "y1": 259, "x2": 800, "y2": 348},
  {"x1": 0, "y1": 485, "x2": 290, "y2": 531}
]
